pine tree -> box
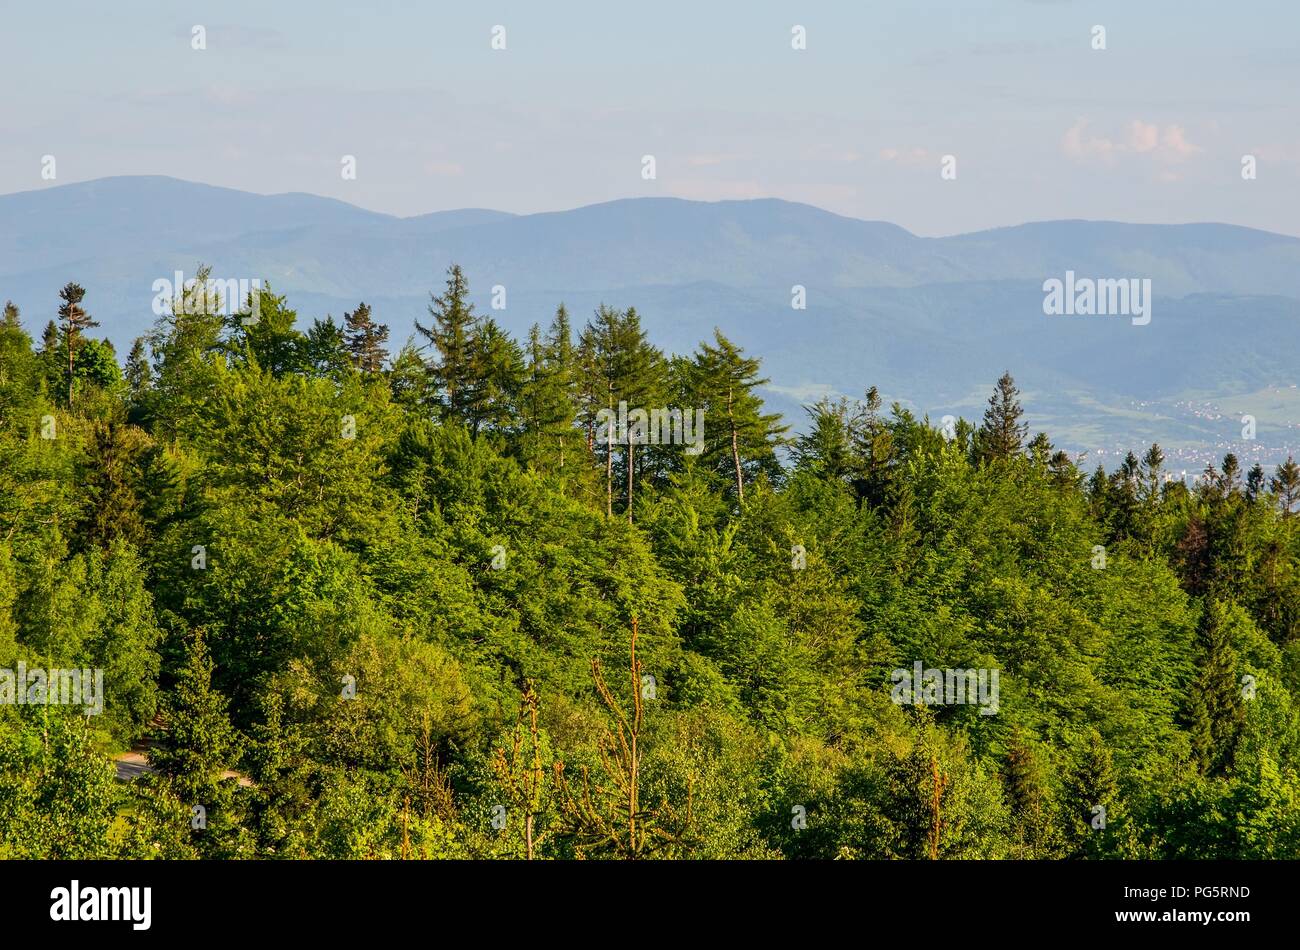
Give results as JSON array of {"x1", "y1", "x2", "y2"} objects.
[
  {"x1": 1142, "y1": 443, "x2": 1165, "y2": 502},
  {"x1": 851, "y1": 386, "x2": 894, "y2": 507},
  {"x1": 976, "y1": 371, "x2": 1027, "y2": 463},
  {"x1": 1246, "y1": 463, "x2": 1265, "y2": 501},
  {"x1": 304, "y1": 316, "x2": 352, "y2": 378},
  {"x1": 463, "y1": 316, "x2": 525, "y2": 435},
  {"x1": 1003, "y1": 730, "x2": 1046, "y2": 856},
  {"x1": 690, "y1": 329, "x2": 786, "y2": 503},
  {"x1": 150, "y1": 631, "x2": 239, "y2": 802},
  {"x1": 1270, "y1": 456, "x2": 1300, "y2": 516},
  {"x1": 1047, "y1": 450, "x2": 1078, "y2": 490},
  {"x1": 1061, "y1": 729, "x2": 1119, "y2": 858},
  {"x1": 1185, "y1": 600, "x2": 1245, "y2": 776},
  {"x1": 58, "y1": 282, "x2": 98, "y2": 404},
  {"x1": 417, "y1": 264, "x2": 478, "y2": 423},
  {"x1": 1220, "y1": 453, "x2": 1241, "y2": 495},
  {"x1": 343, "y1": 301, "x2": 389, "y2": 373},
  {"x1": 520, "y1": 322, "x2": 576, "y2": 473},
  {"x1": 124, "y1": 337, "x2": 151, "y2": 402}
]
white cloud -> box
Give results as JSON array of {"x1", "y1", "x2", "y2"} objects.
[{"x1": 1062, "y1": 118, "x2": 1202, "y2": 166}]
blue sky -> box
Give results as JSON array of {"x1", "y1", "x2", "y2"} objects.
[{"x1": 2, "y1": 0, "x2": 1297, "y2": 234}]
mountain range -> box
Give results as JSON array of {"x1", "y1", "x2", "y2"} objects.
[{"x1": 4, "y1": 175, "x2": 1300, "y2": 468}]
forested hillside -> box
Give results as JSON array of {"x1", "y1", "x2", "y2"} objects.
[{"x1": 2, "y1": 265, "x2": 1299, "y2": 859}]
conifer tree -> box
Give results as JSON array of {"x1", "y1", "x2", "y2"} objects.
[
  {"x1": 1220, "y1": 453, "x2": 1241, "y2": 496},
  {"x1": 520, "y1": 322, "x2": 575, "y2": 473},
  {"x1": 1142, "y1": 443, "x2": 1165, "y2": 502},
  {"x1": 1047, "y1": 450, "x2": 1078, "y2": 490},
  {"x1": 1003, "y1": 729, "x2": 1047, "y2": 857},
  {"x1": 977, "y1": 371, "x2": 1026, "y2": 462},
  {"x1": 58, "y1": 282, "x2": 98, "y2": 404},
  {"x1": 150, "y1": 631, "x2": 239, "y2": 802},
  {"x1": 690, "y1": 329, "x2": 786, "y2": 502},
  {"x1": 851, "y1": 386, "x2": 894, "y2": 506},
  {"x1": 1062, "y1": 729, "x2": 1119, "y2": 858},
  {"x1": 464, "y1": 316, "x2": 525, "y2": 435},
  {"x1": 1185, "y1": 600, "x2": 1245, "y2": 776},
  {"x1": 1270, "y1": 456, "x2": 1300, "y2": 516},
  {"x1": 343, "y1": 301, "x2": 389, "y2": 373},
  {"x1": 388, "y1": 341, "x2": 432, "y2": 410},
  {"x1": 305, "y1": 316, "x2": 351, "y2": 378},
  {"x1": 124, "y1": 337, "x2": 151, "y2": 402},
  {"x1": 544, "y1": 305, "x2": 577, "y2": 467},
  {"x1": 1246, "y1": 463, "x2": 1265, "y2": 501},
  {"x1": 417, "y1": 264, "x2": 478, "y2": 423}
]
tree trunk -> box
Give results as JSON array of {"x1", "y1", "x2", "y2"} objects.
[
  {"x1": 66, "y1": 323, "x2": 74, "y2": 406},
  {"x1": 627, "y1": 437, "x2": 634, "y2": 524},
  {"x1": 728, "y1": 386, "x2": 744, "y2": 502},
  {"x1": 605, "y1": 383, "x2": 614, "y2": 517}
]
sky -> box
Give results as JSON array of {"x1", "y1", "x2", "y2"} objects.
[{"x1": 1, "y1": 0, "x2": 1297, "y2": 235}]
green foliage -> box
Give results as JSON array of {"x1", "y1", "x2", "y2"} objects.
[{"x1": 2, "y1": 268, "x2": 1299, "y2": 859}]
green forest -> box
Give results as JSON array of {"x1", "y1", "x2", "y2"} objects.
[{"x1": 2, "y1": 264, "x2": 1300, "y2": 860}]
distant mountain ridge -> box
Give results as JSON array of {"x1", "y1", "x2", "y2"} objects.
[{"x1": 4, "y1": 176, "x2": 1300, "y2": 463}]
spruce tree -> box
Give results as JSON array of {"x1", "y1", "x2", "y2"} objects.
[
  {"x1": 1142, "y1": 443, "x2": 1165, "y2": 502},
  {"x1": 417, "y1": 264, "x2": 478, "y2": 423},
  {"x1": 1047, "y1": 450, "x2": 1078, "y2": 490},
  {"x1": 343, "y1": 301, "x2": 389, "y2": 373},
  {"x1": 1246, "y1": 463, "x2": 1265, "y2": 501},
  {"x1": 464, "y1": 316, "x2": 525, "y2": 435},
  {"x1": 151, "y1": 631, "x2": 239, "y2": 802},
  {"x1": 977, "y1": 371, "x2": 1026, "y2": 462},
  {"x1": 124, "y1": 337, "x2": 151, "y2": 401},
  {"x1": 851, "y1": 386, "x2": 894, "y2": 507},
  {"x1": 1185, "y1": 600, "x2": 1245, "y2": 776},
  {"x1": 1003, "y1": 729, "x2": 1047, "y2": 857},
  {"x1": 1270, "y1": 456, "x2": 1300, "y2": 516},
  {"x1": 58, "y1": 282, "x2": 98, "y2": 404},
  {"x1": 690, "y1": 329, "x2": 786, "y2": 502},
  {"x1": 1061, "y1": 729, "x2": 1118, "y2": 858},
  {"x1": 1220, "y1": 453, "x2": 1241, "y2": 495},
  {"x1": 520, "y1": 322, "x2": 576, "y2": 473}
]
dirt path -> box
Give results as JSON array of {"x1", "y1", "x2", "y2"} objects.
[{"x1": 111, "y1": 731, "x2": 254, "y2": 787}]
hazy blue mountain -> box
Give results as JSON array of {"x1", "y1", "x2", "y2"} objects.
[{"x1": 4, "y1": 176, "x2": 1299, "y2": 465}]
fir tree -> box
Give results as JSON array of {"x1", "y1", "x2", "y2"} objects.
[
  {"x1": 58, "y1": 282, "x2": 98, "y2": 404},
  {"x1": 1185, "y1": 600, "x2": 1245, "y2": 776},
  {"x1": 690, "y1": 329, "x2": 786, "y2": 502},
  {"x1": 343, "y1": 301, "x2": 389, "y2": 373},
  {"x1": 1061, "y1": 730, "x2": 1119, "y2": 858},
  {"x1": 1270, "y1": 456, "x2": 1300, "y2": 516},
  {"x1": 977, "y1": 371, "x2": 1026, "y2": 462},
  {"x1": 417, "y1": 264, "x2": 478, "y2": 423},
  {"x1": 124, "y1": 337, "x2": 152, "y2": 402},
  {"x1": 150, "y1": 631, "x2": 240, "y2": 802},
  {"x1": 1246, "y1": 463, "x2": 1265, "y2": 501}
]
